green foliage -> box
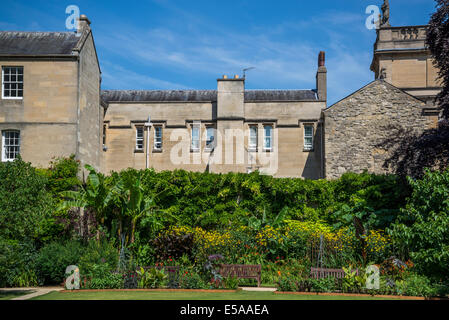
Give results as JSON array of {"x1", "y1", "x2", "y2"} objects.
[
  {"x1": 310, "y1": 277, "x2": 337, "y2": 293},
  {"x1": 35, "y1": 240, "x2": 84, "y2": 285},
  {"x1": 81, "y1": 264, "x2": 123, "y2": 289},
  {"x1": 41, "y1": 155, "x2": 81, "y2": 196},
  {"x1": 0, "y1": 158, "x2": 54, "y2": 241},
  {"x1": 342, "y1": 266, "x2": 366, "y2": 293},
  {"x1": 389, "y1": 169, "x2": 449, "y2": 279},
  {"x1": 84, "y1": 273, "x2": 123, "y2": 290},
  {"x1": 395, "y1": 273, "x2": 438, "y2": 297},
  {"x1": 0, "y1": 239, "x2": 39, "y2": 287},
  {"x1": 152, "y1": 231, "x2": 195, "y2": 261},
  {"x1": 59, "y1": 164, "x2": 113, "y2": 232},
  {"x1": 136, "y1": 267, "x2": 168, "y2": 289},
  {"x1": 78, "y1": 239, "x2": 119, "y2": 277},
  {"x1": 276, "y1": 277, "x2": 297, "y2": 292},
  {"x1": 223, "y1": 276, "x2": 239, "y2": 290},
  {"x1": 179, "y1": 269, "x2": 208, "y2": 289}
]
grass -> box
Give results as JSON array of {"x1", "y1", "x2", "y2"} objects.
[
  {"x1": 32, "y1": 290, "x2": 403, "y2": 300},
  {"x1": 0, "y1": 290, "x2": 34, "y2": 300}
]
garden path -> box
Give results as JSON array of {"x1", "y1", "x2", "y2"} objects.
[{"x1": 0, "y1": 287, "x2": 63, "y2": 300}]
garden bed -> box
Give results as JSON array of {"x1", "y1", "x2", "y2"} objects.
[{"x1": 61, "y1": 288, "x2": 237, "y2": 293}]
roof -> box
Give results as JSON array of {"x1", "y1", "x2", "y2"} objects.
[
  {"x1": 101, "y1": 89, "x2": 318, "y2": 103},
  {"x1": 324, "y1": 79, "x2": 426, "y2": 112},
  {"x1": 0, "y1": 31, "x2": 81, "y2": 55}
]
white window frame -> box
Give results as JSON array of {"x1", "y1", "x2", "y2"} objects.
[
  {"x1": 205, "y1": 126, "x2": 215, "y2": 150},
  {"x1": 263, "y1": 124, "x2": 273, "y2": 151},
  {"x1": 249, "y1": 125, "x2": 258, "y2": 151},
  {"x1": 2, "y1": 130, "x2": 20, "y2": 162},
  {"x1": 2, "y1": 66, "x2": 24, "y2": 100},
  {"x1": 135, "y1": 126, "x2": 144, "y2": 151},
  {"x1": 191, "y1": 123, "x2": 200, "y2": 152},
  {"x1": 153, "y1": 126, "x2": 163, "y2": 151},
  {"x1": 304, "y1": 124, "x2": 314, "y2": 151}
]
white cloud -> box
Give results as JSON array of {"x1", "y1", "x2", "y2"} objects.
[{"x1": 96, "y1": 7, "x2": 375, "y2": 104}]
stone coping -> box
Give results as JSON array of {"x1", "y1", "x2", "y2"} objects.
[{"x1": 275, "y1": 291, "x2": 448, "y2": 300}]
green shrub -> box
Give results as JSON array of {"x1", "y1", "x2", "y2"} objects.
[
  {"x1": 0, "y1": 158, "x2": 54, "y2": 241},
  {"x1": 36, "y1": 240, "x2": 84, "y2": 285},
  {"x1": 84, "y1": 273, "x2": 123, "y2": 290},
  {"x1": 179, "y1": 270, "x2": 207, "y2": 289},
  {"x1": 41, "y1": 155, "x2": 80, "y2": 196},
  {"x1": 395, "y1": 273, "x2": 438, "y2": 297},
  {"x1": 81, "y1": 264, "x2": 123, "y2": 289},
  {"x1": 276, "y1": 277, "x2": 297, "y2": 292},
  {"x1": 223, "y1": 276, "x2": 239, "y2": 290},
  {"x1": 310, "y1": 277, "x2": 337, "y2": 293},
  {"x1": 136, "y1": 267, "x2": 168, "y2": 289},
  {"x1": 78, "y1": 239, "x2": 119, "y2": 277},
  {"x1": 390, "y1": 169, "x2": 449, "y2": 280},
  {"x1": 0, "y1": 239, "x2": 39, "y2": 287}
]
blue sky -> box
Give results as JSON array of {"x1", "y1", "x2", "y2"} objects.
[{"x1": 0, "y1": 0, "x2": 437, "y2": 105}]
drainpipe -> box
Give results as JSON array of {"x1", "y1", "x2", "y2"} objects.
[{"x1": 144, "y1": 116, "x2": 152, "y2": 169}]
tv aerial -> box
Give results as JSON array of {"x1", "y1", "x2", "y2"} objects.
[{"x1": 242, "y1": 67, "x2": 255, "y2": 79}]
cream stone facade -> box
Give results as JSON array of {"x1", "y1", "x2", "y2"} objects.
[
  {"x1": 102, "y1": 75, "x2": 326, "y2": 178},
  {"x1": 0, "y1": 12, "x2": 443, "y2": 180},
  {"x1": 0, "y1": 15, "x2": 103, "y2": 172},
  {"x1": 370, "y1": 25, "x2": 442, "y2": 106}
]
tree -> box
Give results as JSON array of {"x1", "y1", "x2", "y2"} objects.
[
  {"x1": 59, "y1": 164, "x2": 114, "y2": 240},
  {"x1": 389, "y1": 169, "x2": 449, "y2": 280},
  {"x1": 114, "y1": 171, "x2": 161, "y2": 245},
  {"x1": 427, "y1": 0, "x2": 449, "y2": 119},
  {"x1": 0, "y1": 157, "x2": 53, "y2": 241}
]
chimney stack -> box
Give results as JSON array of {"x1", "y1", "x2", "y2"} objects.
[
  {"x1": 316, "y1": 51, "x2": 327, "y2": 102},
  {"x1": 77, "y1": 14, "x2": 91, "y2": 34}
]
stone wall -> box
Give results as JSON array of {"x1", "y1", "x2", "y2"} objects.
[
  {"x1": 0, "y1": 60, "x2": 79, "y2": 167},
  {"x1": 323, "y1": 80, "x2": 437, "y2": 179},
  {"x1": 103, "y1": 99, "x2": 325, "y2": 178},
  {"x1": 77, "y1": 32, "x2": 102, "y2": 172}
]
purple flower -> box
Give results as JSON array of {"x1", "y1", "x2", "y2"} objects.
[{"x1": 208, "y1": 254, "x2": 224, "y2": 261}]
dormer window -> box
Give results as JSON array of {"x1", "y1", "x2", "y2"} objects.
[{"x1": 2, "y1": 67, "x2": 23, "y2": 99}]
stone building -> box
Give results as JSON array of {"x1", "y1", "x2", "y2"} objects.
[
  {"x1": 101, "y1": 63, "x2": 327, "y2": 178},
  {"x1": 323, "y1": 20, "x2": 441, "y2": 179},
  {"x1": 0, "y1": 15, "x2": 103, "y2": 171},
  {"x1": 0, "y1": 11, "x2": 443, "y2": 179}
]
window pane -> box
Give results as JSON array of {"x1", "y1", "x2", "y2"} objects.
[
  {"x1": 304, "y1": 126, "x2": 313, "y2": 137},
  {"x1": 154, "y1": 127, "x2": 162, "y2": 149},
  {"x1": 3, "y1": 67, "x2": 23, "y2": 99},
  {"x1": 191, "y1": 127, "x2": 200, "y2": 150},
  {"x1": 264, "y1": 125, "x2": 272, "y2": 149},
  {"x1": 2, "y1": 130, "x2": 20, "y2": 161}
]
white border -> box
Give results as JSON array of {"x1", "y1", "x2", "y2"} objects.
[{"x1": 1, "y1": 66, "x2": 24, "y2": 100}]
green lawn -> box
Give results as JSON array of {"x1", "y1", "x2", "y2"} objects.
[
  {"x1": 0, "y1": 290, "x2": 33, "y2": 300},
  {"x1": 32, "y1": 290, "x2": 403, "y2": 300}
]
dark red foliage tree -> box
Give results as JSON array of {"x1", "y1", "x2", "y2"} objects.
[{"x1": 426, "y1": 0, "x2": 449, "y2": 118}]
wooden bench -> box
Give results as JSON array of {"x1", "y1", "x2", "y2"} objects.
[
  {"x1": 219, "y1": 264, "x2": 261, "y2": 287},
  {"x1": 310, "y1": 267, "x2": 359, "y2": 279}
]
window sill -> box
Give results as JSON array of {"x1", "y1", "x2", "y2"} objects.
[
  {"x1": 134, "y1": 149, "x2": 144, "y2": 153},
  {"x1": 152, "y1": 149, "x2": 163, "y2": 153},
  {"x1": 190, "y1": 149, "x2": 200, "y2": 153},
  {"x1": 1, "y1": 97, "x2": 23, "y2": 100},
  {"x1": 303, "y1": 148, "x2": 314, "y2": 152},
  {"x1": 248, "y1": 148, "x2": 258, "y2": 153},
  {"x1": 263, "y1": 148, "x2": 273, "y2": 153}
]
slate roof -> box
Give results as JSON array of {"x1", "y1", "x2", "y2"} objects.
[
  {"x1": 0, "y1": 31, "x2": 81, "y2": 55},
  {"x1": 101, "y1": 89, "x2": 318, "y2": 103}
]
